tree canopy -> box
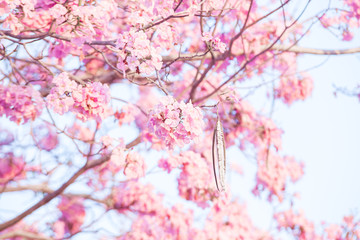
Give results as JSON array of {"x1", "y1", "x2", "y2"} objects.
[{"x1": 0, "y1": 0, "x2": 360, "y2": 239}]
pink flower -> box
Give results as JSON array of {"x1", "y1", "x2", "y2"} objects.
[
  {"x1": 203, "y1": 197, "x2": 272, "y2": 240},
  {"x1": 116, "y1": 29, "x2": 163, "y2": 75},
  {"x1": 4, "y1": 13, "x2": 24, "y2": 35},
  {"x1": 342, "y1": 29, "x2": 354, "y2": 41},
  {"x1": 34, "y1": 124, "x2": 59, "y2": 151},
  {"x1": 0, "y1": 84, "x2": 44, "y2": 124},
  {"x1": 67, "y1": 123, "x2": 94, "y2": 142},
  {"x1": 112, "y1": 181, "x2": 164, "y2": 215},
  {"x1": 275, "y1": 73, "x2": 313, "y2": 105},
  {"x1": 0, "y1": 153, "x2": 25, "y2": 185},
  {"x1": 202, "y1": 32, "x2": 213, "y2": 41},
  {"x1": 254, "y1": 150, "x2": 304, "y2": 201},
  {"x1": 213, "y1": 37, "x2": 227, "y2": 53},
  {"x1": 122, "y1": 204, "x2": 195, "y2": 240},
  {"x1": 325, "y1": 224, "x2": 342, "y2": 239},
  {"x1": 147, "y1": 96, "x2": 205, "y2": 149},
  {"x1": 201, "y1": 32, "x2": 227, "y2": 52},
  {"x1": 166, "y1": 151, "x2": 218, "y2": 207},
  {"x1": 123, "y1": 152, "x2": 146, "y2": 179},
  {"x1": 47, "y1": 72, "x2": 111, "y2": 121},
  {"x1": 275, "y1": 209, "x2": 319, "y2": 240},
  {"x1": 107, "y1": 144, "x2": 126, "y2": 171},
  {"x1": 115, "y1": 104, "x2": 140, "y2": 127},
  {"x1": 57, "y1": 197, "x2": 85, "y2": 235},
  {"x1": 49, "y1": 4, "x2": 68, "y2": 19}
]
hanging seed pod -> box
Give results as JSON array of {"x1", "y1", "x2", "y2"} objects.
[{"x1": 212, "y1": 116, "x2": 226, "y2": 192}]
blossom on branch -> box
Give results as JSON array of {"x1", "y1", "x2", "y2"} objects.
[
  {"x1": 0, "y1": 84, "x2": 44, "y2": 124},
  {"x1": 147, "y1": 96, "x2": 205, "y2": 149},
  {"x1": 254, "y1": 150, "x2": 304, "y2": 202},
  {"x1": 47, "y1": 72, "x2": 111, "y2": 121},
  {"x1": 56, "y1": 197, "x2": 85, "y2": 237},
  {"x1": 0, "y1": 153, "x2": 25, "y2": 185}
]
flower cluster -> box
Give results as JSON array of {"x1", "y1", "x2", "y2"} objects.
[
  {"x1": 176, "y1": 151, "x2": 218, "y2": 207},
  {"x1": 56, "y1": 197, "x2": 85, "y2": 237},
  {"x1": 254, "y1": 151, "x2": 304, "y2": 201},
  {"x1": 324, "y1": 215, "x2": 360, "y2": 239},
  {"x1": 47, "y1": 72, "x2": 111, "y2": 121},
  {"x1": 33, "y1": 124, "x2": 59, "y2": 151},
  {"x1": 0, "y1": 84, "x2": 44, "y2": 124},
  {"x1": 276, "y1": 209, "x2": 360, "y2": 240},
  {"x1": 319, "y1": 0, "x2": 360, "y2": 41},
  {"x1": 203, "y1": 196, "x2": 272, "y2": 240},
  {"x1": 122, "y1": 204, "x2": 195, "y2": 240},
  {"x1": 116, "y1": 29, "x2": 162, "y2": 76},
  {"x1": 107, "y1": 143, "x2": 126, "y2": 171},
  {"x1": 153, "y1": 22, "x2": 181, "y2": 50},
  {"x1": 123, "y1": 152, "x2": 146, "y2": 179},
  {"x1": 112, "y1": 181, "x2": 164, "y2": 215},
  {"x1": 202, "y1": 32, "x2": 227, "y2": 53},
  {"x1": 67, "y1": 123, "x2": 95, "y2": 142},
  {"x1": 159, "y1": 150, "x2": 217, "y2": 207},
  {"x1": 147, "y1": 96, "x2": 205, "y2": 149},
  {"x1": 0, "y1": 153, "x2": 25, "y2": 185},
  {"x1": 114, "y1": 103, "x2": 140, "y2": 126},
  {"x1": 275, "y1": 73, "x2": 313, "y2": 105},
  {"x1": 275, "y1": 209, "x2": 318, "y2": 240}
]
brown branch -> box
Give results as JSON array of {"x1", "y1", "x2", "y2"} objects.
[
  {"x1": 0, "y1": 30, "x2": 117, "y2": 47},
  {"x1": 0, "y1": 230, "x2": 52, "y2": 240},
  {"x1": 272, "y1": 45, "x2": 360, "y2": 55},
  {"x1": 2, "y1": 184, "x2": 107, "y2": 205},
  {"x1": 188, "y1": 55, "x2": 215, "y2": 101},
  {"x1": 162, "y1": 44, "x2": 360, "y2": 63}
]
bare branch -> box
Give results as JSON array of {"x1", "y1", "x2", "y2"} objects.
[
  {"x1": 272, "y1": 45, "x2": 360, "y2": 55},
  {"x1": 0, "y1": 136, "x2": 141, "y2": 232},
  {"x1": 0, "y1": 230, "x2": 52, "y2": 240},
  {"x1": 162, "y1": 44, "x2": 360, "y2": 63}
]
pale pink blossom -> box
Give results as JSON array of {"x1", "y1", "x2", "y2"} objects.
[
  {"x1": 276, "y1": 73, "x2": 313, "y2": 105},
  {"x1": 112, "y1": 181, "x2": 164, "y2": 215},
  {"x1": 116, "y1": 29, "x2": 163, "y2": 75},
  {"x1": 57, "y1": 197, "x2": 85, "y2": 235},
  {"x1": 0, "y1": 153, "x2": 25, "y2": 185},
  {"x1": 275, "y1": 209, "x2": 320, "y2": 240},
  {"x1": 47, "y1": 72, "x2": 111, "y2": 121},
  {"x1": 49, "y1": 4, "x2": 68, "y2": 19},
  {"x1": 123, "y1": 152, "x2": 146, "y2": 179},
  {"x1": 0, "y1": 84, "x2": 44, "y2": 124},
  {"x1": 147, "y1": 96, "x2": 205, "y2": 149},
  {"x1": 254, "y1": 150, "x2": 304, "y2": 201},
  {"x1": 34, "y1": 124, "x2": 59, "y2": 151}
]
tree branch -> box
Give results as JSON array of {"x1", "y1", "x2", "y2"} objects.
[
  {"x1": 272, "y1": 44, "x2": 360, "y2": 55},
  {"x1": 0, "y1": 230, "x2": 52, "y2": 240},
  {"x1": 1, "y1": 184, "x2": 107, "y2": 205},
  {"x1": 0, "y1": 136, "x2": 141, "y2": 232},
  {"x1": 162, "y1": 44, "x2": 360, "y2": 63}
]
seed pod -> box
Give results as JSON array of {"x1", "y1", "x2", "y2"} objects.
[{"x1": 212, "y1": 117, "x2": 226, "y2": 192}]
